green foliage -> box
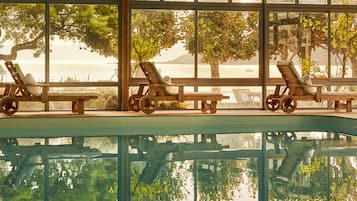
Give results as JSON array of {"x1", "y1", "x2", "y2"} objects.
[
  {"x1": 198, "y1": 160, "x2": 243, "y2": 200},
  {"x1": 0, "y1": 4, "x2": 118, "y2": 61},
  {"x1": 330, "y1": 13, "x2": 357, "y2": 77},
  {"x1": 130, "y1": 161, "x2": 184, "y2": 201},
  {"x1": 0, "y1": 158, "x2": 117, "y2": 201},
  {"x1": 50, "y1": 5, "x2": 118, "y2": 58},
  {"x1": 273, "y1": 12, "x2": 357, "y2": 77},
  {"x1": 181, "y1": 11, "x2": 259, "y2": 77},
  {"x1": 0, "y1": 165, "x2": 43, "y2": 201},
  {"x1": 48, "y1": 159, "x2": 117, "y2": 201},
  {"x1": 330, "y1": 156, "x2": 357, "y2": 201},
  {"x1": 0, "y1": 4, "x2": 45, "y2": 60},
  {"x1": 130, "y1": 9, "x2": 179, "y2": 76}
]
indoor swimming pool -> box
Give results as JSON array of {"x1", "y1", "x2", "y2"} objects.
[{"x1": 0, "y1": 115, "x2": 356, "y2": 201}]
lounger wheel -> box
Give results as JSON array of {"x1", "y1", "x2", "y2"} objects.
[
  {"x1": 266, "y1": 132, "x2": 281, "y2": 143},
  {"x1": 282, "y1": 132, "x2": 297, "y2": 145},
  {"x1": 7, "y1": 138, "x2": 19, "y2": 145},
  {"x1": 0, "y1": 96, "x2": 19, "y2": 116},
  {"x1": 139, "y1": 96, "x2": 157, "y2": 115},
  {"x1": 281, "y1": 96, "x2": 297, "y2": 113},
  {"x1": 128, "y1": 95, "x2": 141, "y2": 112},
  {"x1": 265, "y1": 95, "x2": 280, "y2": 111}
]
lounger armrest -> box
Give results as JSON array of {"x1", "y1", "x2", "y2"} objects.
[
  {"x1": 148, "y1": 83, "x2": 184, "y2": 87},
  {"x1": 3, "y1": 83, "x2": 49, "y2": 87}
]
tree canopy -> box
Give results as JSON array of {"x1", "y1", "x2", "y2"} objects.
[{"x1": 181, "y1": 11, "x2": 259, "y2": 78}]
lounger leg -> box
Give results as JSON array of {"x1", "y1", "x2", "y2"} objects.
[
  {"x1": 72, "y1": 101, "x2": 78, "y2": 113},
  {"x1": 210, "y1": 101, "x2": 217, "y2": 114},
  {"x1": 77, "y1": 100, "x2": 84, "y2": 115},
  {"x1": 201, "y1": 101, "x2": 208, "y2": 113},
  {"x1": 334, "y1": 100, "x2": 340, "y2": 111},
  {"x1": 346, "y1": 100, "x2": 352, "y2": 112}
]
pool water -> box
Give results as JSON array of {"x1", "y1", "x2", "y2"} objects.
[{"x1": 0, "y1": 131, "x2": 356, "y2": 201}]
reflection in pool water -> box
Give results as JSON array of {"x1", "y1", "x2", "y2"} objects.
[{"x1": 0, "y1": 132, "x2": 356, "y2": 201}]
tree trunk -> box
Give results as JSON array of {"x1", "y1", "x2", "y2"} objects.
[
  {"x1": 209, "y1": 61, "x2": 220, "y2": 93},
  {"x1": 351, "y1": 56, "x2": 357, "y2": 78},
  {"x1": 210, "y1": 61, "x2": 220, "y2": 78}
]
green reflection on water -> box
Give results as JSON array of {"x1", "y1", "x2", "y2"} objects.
[{"x1": 0, "y1": 132, "x2": 356, "y2": 201}]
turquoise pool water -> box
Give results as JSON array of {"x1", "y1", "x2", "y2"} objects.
[{"x1": 0, "y1": 115, "x2": 356, "y2": 201}]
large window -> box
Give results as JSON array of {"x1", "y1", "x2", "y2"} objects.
[
  {"x1": 197, "y1": 11, "x2": 259, "y2": 79},
  {"x1": 49, "y1": 4, "x2": 118, "y2": 82},
  {"x1": 1, "y1": 1, "x2": 357, "y2": 112},
  {"x1": 0, "y1": 3, "x2": 119, "y2": 112},
  {"x1": 0, "y1": 4, "x2": 45, "y2": 82},
  {"x1": 330, "y1": 13, "x2": 357, "y2": 79},
  {"x1": 130, "y1": 9, "x2": 193, "y2": 78},
  {"x1": 268, "y1": 12, "x2": 328, "y2": 79}
]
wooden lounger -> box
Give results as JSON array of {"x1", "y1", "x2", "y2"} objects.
[
  {"x1": 0, "y1": 61, "x2": 99, "y2": 115},
  {"x1": 266, "y1": 61, "x2": 357, "y2": 113},
  {"x1": 128, "y1": 62, "x2": 229, "y2": 114}
]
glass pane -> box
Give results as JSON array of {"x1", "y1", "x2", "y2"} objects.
[
  {"x1": 267, "y1": 0, "x2": 295, "y2": 4},
  {"x1": 331, "y1": 85, "x2": 357, "y2": 97},
  {"x1": 197, "y1": 11, "x2": 259, "y2": 78},
  {"x1": 198, "y1": 0, "x2": 229, "y2": 2},
  {"x1": 330, "y1": 13, "x2": 357, "y2": 78},
  {"x1": 269, "y1": 12, "x2": 328, "y2": 79},
  {"x1": 49, "y1": 4, "x2": 118, "y2": 82},
  {"x1": 0, "y1": 4, "x2": 45, "y2": 112},
  {"x1": 199, "y1": 86, "x2": 262, "y2": 109},
  {"x1": 332, "y1": 0, "x2": 357, "y2": 4},
  {"x1": 233, "y1": 0, "x2": 261, "y2": 2},
  {"x1": 49, "y1": 86, "x2": 117, "y2": 111},
  {"x1": 131, "y1": 9, "x2": 193, "y2": 78},
  {"x1": 299, "y1": 0, "x2": 327, "y2": 4},
  {"x1": 166, "y1": 0, "x2": 194, "y2": 2},
  {"x1": 0, "y1": 4, "x2": 45, "y2": 82}
]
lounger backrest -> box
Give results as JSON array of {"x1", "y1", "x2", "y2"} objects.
[
  {"x1": 277, "y1": 61, "x2": 301, "y2": 86},
  {"x1": 4, "y1": 61, "x2": 41, "y2": 96},
  {"x1": 139, "y1": 62, "x2": 171, "y2": 96},
  {"x1": 276, "y1": 61, "x2": 314, "y2": 95}
]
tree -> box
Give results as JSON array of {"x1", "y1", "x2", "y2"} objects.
[
  {"x1": 0, "y1": 4, "x2": 118, "y2": 61},
  {"x1": 0, "y1": 4, "x2": 46, "y2": 61},
  {"x1": 269, "y1": 13, "x2": 329, "y2": 77},
  {"x1": 330, "y1": 13, "x2": 357, "y2": 78},
  {"x1": 0, "y1": 5, "x2": 180, "y2": 79},
  {"x1": 270, "y1": 12, "x2": 357, "y2": 78},
  {"x1": 130, "y1": 9, "x2": 179, "y2": 76},
  {"x1": 181, "y1": 11, "x2": 259, "y2": 78}
]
